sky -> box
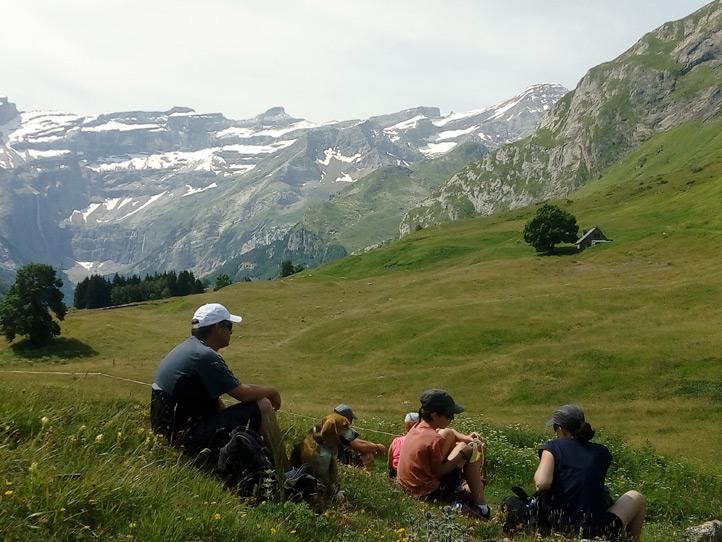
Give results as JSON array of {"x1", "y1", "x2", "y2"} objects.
[{"x1": 1, "y1": 0, "x2": 713, "y2": 123}]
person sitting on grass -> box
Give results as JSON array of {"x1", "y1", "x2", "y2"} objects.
[
  {"x1": 534, "y1": 404, "x2": 646, "y2": 541},
  {"x1": 334, "y1": 404, "x2": 386, "y2": 469},
  {"x1": 150, "y1": 303, "x2": 287, "y2": 466},
  {"x1": 388, "y1": 412, "x2": 419, "y2": 477},
  {"x1": 396, "y1": 389, "x2": 491, "y2": 520}
]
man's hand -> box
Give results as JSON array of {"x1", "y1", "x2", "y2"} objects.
[{"x1": 267, "y1": 388, "x2": 282, "y2": 411}]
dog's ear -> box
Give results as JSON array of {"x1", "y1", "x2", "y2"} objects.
[{"x1": 319, "y1": 415, "x2": 340, "y2": 445}]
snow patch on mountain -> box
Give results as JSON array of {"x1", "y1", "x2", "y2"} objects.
[
  {"x1": 87, "y1": 141, "x2": 294, "y2": 174},
  {"x1": 385, "y1": 115, "x2": 427, "y2": 132},
  {"x1": 222, "y1": 140, "x2": 296, "y2": 154},
  {"x1": 25, "y1": 149, "x2": 72, "y2": 159},
  {"x1": 433, "y1": 109, "x2": 488, "y2": 128},
  {"x1": 183, "y1": 183, "x2": 218, "y2": 197},
  {"x1": 82, "y1": 121, "x2": 165, "y2": 133},
  {"x1": 333, "y1": 173, "x2": 354, "y2": 183},
  {"x1": 216, "y1": 126, "x2": 257, "y2": 139},
  {"x1": 118, "y1": 192, "x2": 167, "y2": 220},
  {"x1": 8, "y1": 111, "x2": 82, "y2": 143},
  {"x1": 88, "y1": 148, "x2": 224, "y2": 173},
  {"x1": 317, "y1": 148, "x2": 362, "y2": 166},
  {"x1": 419, "y1": 141, "x2": 458, "y2": 157},
  {"x1": 436, "y1": 126, "x2": 478, "y2": 140}
]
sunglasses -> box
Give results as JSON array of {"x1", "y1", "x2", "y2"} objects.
[{"x1": 218, "y1": 320, "x2": 233, "y2": 331}]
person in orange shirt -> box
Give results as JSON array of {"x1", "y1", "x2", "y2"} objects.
[{"x1": 396, "y1": 389, "x2": 490, "y2": 520}]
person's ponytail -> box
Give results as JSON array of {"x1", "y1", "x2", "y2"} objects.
[{"x1": 574, "y1": 422, "x2": 595, "y2": 443}]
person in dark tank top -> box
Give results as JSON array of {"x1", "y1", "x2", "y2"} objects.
[{"x1": 534, "y1": 404, "x2": 646, "y2": 541}]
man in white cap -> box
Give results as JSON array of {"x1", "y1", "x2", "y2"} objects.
[{"x1": 150, "y1": 303, "x2": 285, "y2": 464}]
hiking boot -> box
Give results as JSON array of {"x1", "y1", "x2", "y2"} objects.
[{"x1": 452, "y1": 501, "x2": 492, "y2": 521}]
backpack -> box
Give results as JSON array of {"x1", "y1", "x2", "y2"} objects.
[
  {"x1": 501, "y1": 486, "x2": 554, "y2": 536},
  {"x1": 216, "y1": 428, "x2": 276, "y2": 501}
]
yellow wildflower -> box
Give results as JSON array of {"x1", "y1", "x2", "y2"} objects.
[
  {"x1": 4, "y1": 490, "x2": 14, "y2": 496},
  {"x1": 95, "y1": 434, "x2": 104, "y2": 443},
  {"x1": 40, "y1": 416, "x2": 49, "y2": 425},
  {"x1": 212, "y1": 513, "x2": 221, "y2": 521},
  {"x1": 128, "y1": 522, "x2": 136, "y2": 529}
]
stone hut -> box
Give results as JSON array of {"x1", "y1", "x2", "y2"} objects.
[{"x1": 575, "y1": 227, "x2": 611, "y2": 249}]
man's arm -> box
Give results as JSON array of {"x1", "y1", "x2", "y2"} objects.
[
  {"x1": 349, "y1": 438, "x2": 386, "y2": 455},
  {"x1": 227, "y1": 383, "x2": 281, "y2": 410}
]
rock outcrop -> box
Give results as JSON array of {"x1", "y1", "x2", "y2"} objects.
[{"x1": 400, "y1": 1, "x2": 722, "y2": 235}]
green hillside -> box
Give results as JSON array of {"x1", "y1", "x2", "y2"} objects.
[
  {"x1": 302, "y1": 142, "x2": 488, "y2": 252},
  {"x1": 2, "y1": 118, "x2": 722, "y2": 540}
]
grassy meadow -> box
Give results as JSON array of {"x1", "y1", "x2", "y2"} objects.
[{"x1": 2, "y1": 119, "x2": 722, "y2": 539}]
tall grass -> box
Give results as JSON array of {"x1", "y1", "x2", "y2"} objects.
[{"x1": 2, "y1": 386, "x2": 720, "y2": 541}]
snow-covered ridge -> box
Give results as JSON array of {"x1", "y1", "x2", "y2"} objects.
[
  {"x1": 82, "y1": 121, "x2": 165, "y2": 133},
  {"x1": 8, "y1": 111, "x2": 82, "y2": 144},
  {"x1": 87, "y1": 141, "x2": 295, "y2": 173},
  {"x1": 217, "y1": 120, "x2": 322, "y2": 140}
]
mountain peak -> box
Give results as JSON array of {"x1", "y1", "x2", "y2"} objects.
[
  {"x1": 0, "y1": 96, "x2": 19, "y2": 124},
  {"x1": 257, "y1": 106, "x2": 293, "y2": 124}
]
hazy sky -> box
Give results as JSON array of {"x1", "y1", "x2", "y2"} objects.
[{"x1": 1, "y1": 0, "x2": 712, "y2": 122}]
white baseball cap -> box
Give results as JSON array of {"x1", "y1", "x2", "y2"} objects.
[
  {"x1": 191, "y1": 303, "x2": 242, "y2": 329},
  {"x1": 404, "y1": 412, "x2": 419, "y2": 423}
]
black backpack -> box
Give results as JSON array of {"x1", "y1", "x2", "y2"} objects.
[
  {"x1": 216, "y1": 428, "x2": 276, "y2": 500},
  {"x1": 501, "y1": 486, "x2": 554, "y2": 536}
]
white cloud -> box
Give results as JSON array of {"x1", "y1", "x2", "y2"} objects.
[{"x1": 0, "y1": 1, "x2": 711, "y2": 122}]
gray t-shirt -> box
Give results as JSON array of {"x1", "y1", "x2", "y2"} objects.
[{"x1": 153, "y1": 336, "x2": 240, "y2": 422}]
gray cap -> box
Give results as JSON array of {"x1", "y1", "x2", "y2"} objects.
[
  {"x1": 334, "y1": 404, "x2": 356, "y2": 421},
  {"x1": 546, "y1": 404, "x2": 585, "y2": 431},
  {"x1": 419, "y1": 389, "x2": 464, "y2": 415}
]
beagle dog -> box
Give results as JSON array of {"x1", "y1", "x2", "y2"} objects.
[{"x1": 291, "y1": 412, "x2": 358, "y2": 496}]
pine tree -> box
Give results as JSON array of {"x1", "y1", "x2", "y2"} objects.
[{"x1": 0, "y1": 263, "x2": 67, "y2": 345}]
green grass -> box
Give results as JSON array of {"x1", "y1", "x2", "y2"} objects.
[
  {"x1": 2, "y1": 386, "x2": 719, "y2": 541},
  {"x1": 2, "y1": 118, "x2": 722, "y2": 538}
]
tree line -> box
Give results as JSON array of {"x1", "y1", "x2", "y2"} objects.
[{"x1": 74, "y1": 270, "x2": 205, "y2": 309}]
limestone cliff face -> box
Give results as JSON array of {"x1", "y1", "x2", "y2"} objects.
[
  {"x1": 0, "y1": 83, "x2": 562, "y2": 282},
  {"x1": 400, "y1": 1, "x2": 722, "y2": 235}
]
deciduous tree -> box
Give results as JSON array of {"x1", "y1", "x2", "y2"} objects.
[{"x1": 523, "y1": 203, "x2": 579, "y2": 253}]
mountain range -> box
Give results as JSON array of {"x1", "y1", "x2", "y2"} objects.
[
  {"x1": 0, "y1": 84, "x2": 566, "y2": 286},
  {"x1": 400, "y1": 1, "x2": 722, "y2": 234}
]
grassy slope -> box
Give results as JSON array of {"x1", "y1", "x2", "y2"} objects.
[{"x1": 2, "y1": 119, "x2": 722, "y2": 540}]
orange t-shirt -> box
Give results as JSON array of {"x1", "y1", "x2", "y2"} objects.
[{"x1": 396, "y1": 420, "x2": 446, "y2": 497}]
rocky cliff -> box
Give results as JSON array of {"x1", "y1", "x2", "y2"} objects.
[{"x1": 400, "y1": 1, "x2": 722, "y2": 235}]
